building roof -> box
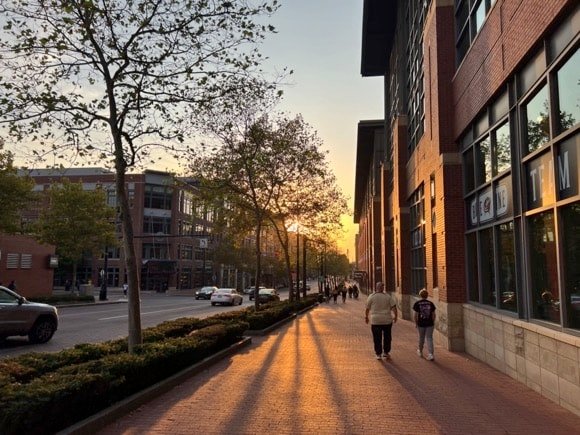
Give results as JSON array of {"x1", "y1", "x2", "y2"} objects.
[
  {"x1": 354, "y1": 120, "x2": 385, "y2": 223},
  {"x1": 361, "y1": 0, "x2": 397, "y2": 76},
  {"x1": 22, "y1": 167, "x2": 113, "y2": 177}
]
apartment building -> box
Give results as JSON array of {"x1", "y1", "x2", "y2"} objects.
[{"x1": 356, "y1": 0, "x2": 579, "y2": 414}]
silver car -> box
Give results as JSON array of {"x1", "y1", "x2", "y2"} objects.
[
  {"x1": 0, "y1": 286, "x2": 59, "y2": 343},
  {"x1": 210, "y1": 288, "x2": 243, "y2": 306}
]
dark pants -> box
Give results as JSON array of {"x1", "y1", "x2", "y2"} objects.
[{"x1": 371, "y1": 323, "x2": 393, "y2": 356}]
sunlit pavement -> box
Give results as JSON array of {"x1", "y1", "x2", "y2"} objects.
[{"x1": 98, "y1": 296, "x2": 580, "y2": 435}]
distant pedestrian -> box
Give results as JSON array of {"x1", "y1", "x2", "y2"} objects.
[
  {"x1": 75, "y1": 279, "x2": 80, "y2": 293},
  {"x1": 348, "y1": 285, "x2": 353, "y2": 298},
  {"x1": 64, "y1": 280, "x2": 71, "y2": 292},
  {"x1": 340, "y1": 283, "x2": 347, "y2": 303},
  {"x1": 413, "y1": 288, "x2": 436, "y2": 361},
  {"x1": 7, "y1": 280, "x2": 16, "y2": 291},
  {"x1": 324, "y1": 283, "x2": 330, "y2": 303},
  {"x1": 365, "y1": 281, "x2": 397, "y2": 360},
  {"x1": 332, "y1": 285, "x2": 339, "y2": 304},
  {"x1": 123, "y1": 282, "x2": 129, "y2": 297}
]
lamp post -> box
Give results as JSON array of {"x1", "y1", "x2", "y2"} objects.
[
  {"x1": 295, "y1": 225, "x2": 300, "y2": 300},
  {"x1": 99, "y1": 248, "x2": 108, "y2": 301},
  {"x1": 302, "y1": 235, "x2": 307, "y2": 298}
]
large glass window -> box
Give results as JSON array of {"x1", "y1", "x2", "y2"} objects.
[
  {"x1": 455, "y1": 0, "x2": 497, "y2": 65},
  {"x1": 410, "y1": 185, "x2": 426, "y2": 294},
  {"x1": 523, "y1": 85, "x2": 550, "y2": 154},
  {"x1": 467, "y1": 232, "x2": 479, "y2": 301},
  {"x1": 143, "y1": 216, "x2": 171, "y2": 234},
  {"x1": 561, "y1": 202, "x2": 580, "y2": 330},
  {"x1": 142, "y1": 243, "x2": 169, "y2": 260},
  {"x1": 480, "y1": 228, "x2": 495, "y2": 306},
  {"x1": 529, "y1": 211, "x2": 560, "y2": 323},
  {"x1": 475, "y1": 136, "x2": 492, "y2": 186},
  {"x1": 464, "y1": 148, "x2": 475, "y2": 193},
  {"x1": 498, "y1": 222, "x2": 517, "y2": 312},
  {"x1": 555, "y1": 48, "x2": 579, "y2": 134},
  {"x1": 144, "y1": 184, "x2": 173, "y2": 210},
  {"x1": 493, "y1": 122, "x2": 511, "y2": 176}
]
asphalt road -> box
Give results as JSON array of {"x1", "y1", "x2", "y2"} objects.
[{"x1": 0, "y1": 291, "x2": 264, "y2": 359}]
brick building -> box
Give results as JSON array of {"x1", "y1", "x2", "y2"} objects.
[
  {"x1": 356, "y1": 0, "x2": 579, "y2": 415},
  {"x1": 25, "y1": 168, "x2": 218, "y2": 292}
]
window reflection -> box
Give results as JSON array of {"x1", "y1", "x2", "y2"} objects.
[
  {"x1": 529, "y1": 211, "x2": 560, "y2": 323},
  {"x1": 467, "y1": 232, "x2": 479, "y2": 301},
  {"x1": 562, "y1": 202, "x2": 580, "y2": 330},
  {"x1": 524, "y1": 85, "x2": 550, "y2": 154},
  {"x1": 493, "y1": 122, "x2": 511, "y2": 175},
  {"x1": 464, "y1": 148, "x2": 475, "y2": 192},
  {"x1": 556, "y1": 48, "x2": 579, "y2": 134},
  {"x1": 480, "y1": 228, "x2": 495, "y2": 306},
  {"x1": 476, "y1": 136, "x2": 492, "y2": 186},
  {"x1": 498, "y1": 222, "x2": 517, "y2": 312}
]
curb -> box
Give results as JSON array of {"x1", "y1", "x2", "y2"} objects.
[{"x1": 58, "y1": 337, "x2": 252, "y2": 435}]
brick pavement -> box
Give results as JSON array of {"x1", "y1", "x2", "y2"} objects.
[{"x1": 98, "y1": 297, "x2": 580, "y2": 435}]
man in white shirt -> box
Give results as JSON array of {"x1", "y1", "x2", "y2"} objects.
[{"x1": 365, "y1": 282, "x2": 398, "y2": 360}]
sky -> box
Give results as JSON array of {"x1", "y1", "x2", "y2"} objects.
[{"x1": 257, "y1": 1, "x2": 384, "y2": 260}]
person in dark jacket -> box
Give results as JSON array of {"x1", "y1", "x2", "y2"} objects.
[{"x1": 413, "y1": 288, "x2": 437, "y2": 361}]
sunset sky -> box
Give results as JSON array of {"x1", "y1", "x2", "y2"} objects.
[{"x1": 259, "y1": 1, "x2": 384, "y2": 260}]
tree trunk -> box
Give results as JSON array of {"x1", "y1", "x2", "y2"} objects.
[
  {"x1": 114, "y1": 145, "x2": 142, "y2": 352},
  {"x1": 254, "y1": 221, "x2": 262, "y2": 310}
]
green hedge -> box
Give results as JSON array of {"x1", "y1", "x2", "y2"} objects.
[{"x1": 0, "y1": 296, "x2": 318, "y2": 434}]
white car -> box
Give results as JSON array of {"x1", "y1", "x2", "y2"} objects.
[{"x1": 210, "y1": 288, "x2": 243, "y2": 306}]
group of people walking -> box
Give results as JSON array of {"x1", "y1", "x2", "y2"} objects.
[{"x1": 323, "y1": 281, "x2": 359, "y2": 304}]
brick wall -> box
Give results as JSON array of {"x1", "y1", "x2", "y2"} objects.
[{"x1": 453, "y1": 0, "x2": 573, "y2": 138}]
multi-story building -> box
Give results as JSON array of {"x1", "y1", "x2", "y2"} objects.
[
  {"x1": 25, "y1": 168, "x2": 217, "y2": 291},
  {"x1": 356, "y1": 0, "x2": 579, "y2": 415}
]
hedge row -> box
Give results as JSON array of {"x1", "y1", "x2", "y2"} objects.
[{"x1": 0, "y1": 295, "x2": 318, "y2": 434}]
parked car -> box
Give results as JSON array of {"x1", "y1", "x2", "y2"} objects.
[
  {"x1": 298, "y1": 281, "x2": 311, "y2": 292},
  {"x1": 248, "y1": 286, "x2": 266, "y2": 300},
  {"x1": 210, "y1": 288, "x2": 243, "y2": 306},
  {"x1": 0, "y1": 286, "x2": 59, "y2": 343},
  {"x1": 257, "y1": 288, "x2": 280, "y2": 303},
  {"x1": 195, "y1": 286, "x2": 218, "y2": 300}
]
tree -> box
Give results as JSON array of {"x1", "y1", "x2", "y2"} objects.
[
  {"x1": 190, "y1": 113, "x2": 346, "y2": 303},
  {"x1": 0, "y1": 0, "x2": 282, "y2": 350},
  {"x1": 0, "y1": 145, "x2": 35, "y2": 233},
  {"x1": 34, "y1": 181, "x2": 117, "y2": 287}
]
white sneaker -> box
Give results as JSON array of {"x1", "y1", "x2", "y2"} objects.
[
  {"x1": 382, "y1": 353, "x2": 390, "y2": 360},
  {"x1": 375, "y1": 354, "x2": 382, "y2": 360},
  {"x1": 416, "y1": 349, "x2": 423, "y2": 358},
  {"x1": 426, "y1": 353, "x2": 434, "y2": 361}
]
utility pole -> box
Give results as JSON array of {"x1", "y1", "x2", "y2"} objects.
[
  {"x1": 295, "y1": 226, "x2": 300, "y2": 300},
  {"x1": 302, "y1": 236, "x2": 307, "y2": 298}
]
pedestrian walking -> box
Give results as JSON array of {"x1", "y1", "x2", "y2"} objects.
[
  {"x1": 123, "y1": 282, "x2": 129, "y2": 297},
  {"x1": 324, "y1": 283, "x2": 330, "y2": 303},
  {"x1": 365, "y1": 281, "x2": 397, "y2": 360},
  {"x1": 64, "y1": 280, "x2": 71, "y2": 292},
  {"x1": 332, "y1": 285, "x2": 339, "y2": 304},
  {"x1": 413, "y1": 288, "x2": 436, "y2": 361},
  {"x1": 340, "y1": 282, "x2": 347, "y2": 303},
  {"x1": 7, "y1": 280, "x2": 16, "y2": 291}
]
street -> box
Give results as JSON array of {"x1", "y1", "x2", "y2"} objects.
[{"x1": 0, "y1": 290, "x2": 267, "y2": 359}]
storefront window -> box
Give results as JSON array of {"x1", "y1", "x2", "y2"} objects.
[
  {"x1": 529, "y1": 211, "x2": 560, "y2": 323},
  {"x1": 498, "y1": 222, "x2": 517, "y2": 312},
  {"x1": 480, "y1": 228, "x2": 495, "y2": 306},
  {"x1": 476, "y1": 136, "x2": 491, "y2": 186},
  {"x1": 526, "y1": 151, "x2": 556, "y2": 210},
  {"x1": 467, "y1": 232, "x2": 479, "y2": 302},
  {"x1": 523, "y1": 85, "x2": 550, "y2": 154},
  {"x1": 561, "y1": 203, "x2": 580, "y2": 330},
  {"x1": 493, "y1": 122, "x2": 511, "y2": 175},
  {"x1": 556, "y1": 48, "x2": 579, "y2": 134}
]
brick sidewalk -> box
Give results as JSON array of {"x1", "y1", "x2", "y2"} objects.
[{"x1": 98, "y1": 298, "x2": 580, "y2": 435}]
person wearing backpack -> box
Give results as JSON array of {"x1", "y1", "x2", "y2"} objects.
[{"x1": 413, "y1": 288, "x2": 436, "y2": 361}]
